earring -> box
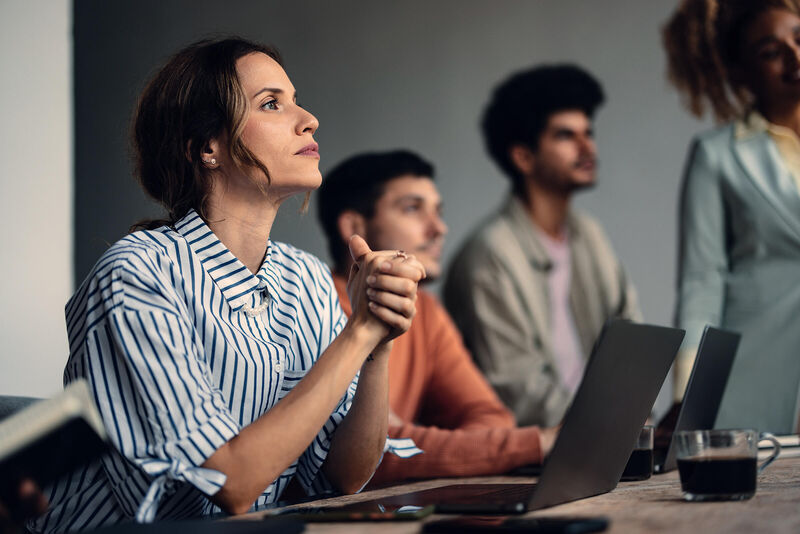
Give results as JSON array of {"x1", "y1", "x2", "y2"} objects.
[{"x1": 203, "y1": 158, "x2": 217, "y2": 166}]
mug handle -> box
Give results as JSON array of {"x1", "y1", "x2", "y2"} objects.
[{"x1": 757, "y1": 432, "x2": 781, "y2": 474}]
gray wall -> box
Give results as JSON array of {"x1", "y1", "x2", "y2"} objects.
[
  {"x1": 74, "y1": 0, "x2": 712, "y2": 409},
  {"x1": 1, "y1": 1, "x2": 72, "y2": 397}
]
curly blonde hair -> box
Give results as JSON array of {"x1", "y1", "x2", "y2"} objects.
[{"x1": 663, "y1": 0, "x2": 800, "y2": 122}]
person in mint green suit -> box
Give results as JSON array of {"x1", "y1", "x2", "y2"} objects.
[{"x1": 664, "y1": 0, "x2": 800, "y2": 433}]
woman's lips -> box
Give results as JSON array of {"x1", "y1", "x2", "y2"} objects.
[{"x1": 295, "y1": 143, "x2": 320, "y2": 156}]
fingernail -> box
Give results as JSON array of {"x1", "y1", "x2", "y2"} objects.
[
  {"x1": 367, "y1": 275, "x2": 376, "y2": 284},
  {"x1": 367, "y1": 288, "x2": 375, "y2": 297},
  {"x1": 369, "y1": 301, "x2": 377, "y2": 309},
  {"x1": 381, "y1": 262, "x2": 392, "y2": 271}
]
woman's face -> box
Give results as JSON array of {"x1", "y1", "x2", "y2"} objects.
[
  {"x1": 234, "y1": 52, "x2": 321, "y2": 199},
  {"x1": 740, "y1": 8, "x2": 800, "y2": 108}
]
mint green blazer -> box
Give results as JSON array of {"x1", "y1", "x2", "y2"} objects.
[{"x1": 677, "y1": 123, "x2": 800, "y2": 433}]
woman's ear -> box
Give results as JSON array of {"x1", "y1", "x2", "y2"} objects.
[
  {"x1": 337, "y1": 211, "x2": 367, "y2": 246},
  {"x1": 200, "y1": 139, "x2": 222, "y2": 169},
  {"x1": 185, "y1": 139, "x2": 222, "y2": 169}
]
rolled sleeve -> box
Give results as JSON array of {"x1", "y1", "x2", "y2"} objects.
[{"x1": 80, "y1": 263, "x2": 240, "y2": 519}]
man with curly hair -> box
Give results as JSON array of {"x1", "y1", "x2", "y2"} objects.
[{"x1": 444, "y1": 65, "x2": 642, "y2": 427}]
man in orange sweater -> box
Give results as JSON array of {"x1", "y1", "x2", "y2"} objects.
[{"x1": 317, "y1": 150, "x2": 558, "y2": 487}]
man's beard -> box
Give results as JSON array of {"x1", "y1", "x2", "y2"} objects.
[
  {"x1": 535, "y1": 172, "x2": 596, "y2": 194},
  {"x1": 535, "y1": 158, "x2": 597, "y2": 194}
]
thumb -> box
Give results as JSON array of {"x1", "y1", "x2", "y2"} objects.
[{"x1": 348, "y1": 234, "x2": 372, "y2": 263}]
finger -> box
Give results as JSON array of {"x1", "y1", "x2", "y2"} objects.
[
  {"x1": 397, "y1": 253, "x2": 426, "y2": 279},
  {"x1": 366, "y1": 274, "x2": 417, "y2": 297},
  {"x1": 17, "y1": 479, "x2": 38, "y2": 500},
  {"x1": 365, "y1": 250, "x2": 423, "y2": 267},
  {"x1": 348, "y1": 235, "x2": 372, "y2": 263},
  {"x1": 368, "y1": 302, "x2": 413, "y2": 332},
  {"x1": 18, "y1": 480, "x2": 47, "y2": 517},
  {"x1": 377, "y1": 258, "x2": 426, "y2": 281},
  {"x1": 347, "y1": 261, "x2": 359, "y2": 280},
  {"x1": 367, "y1": 288, "x2": 416, "y2": 318}
]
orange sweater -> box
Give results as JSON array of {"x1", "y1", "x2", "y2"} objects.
[{"x1": 333, "y1": 275, "x2": 542, "y2": 487}]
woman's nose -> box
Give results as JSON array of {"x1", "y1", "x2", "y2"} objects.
[{"x1": 297, "y1": 106, "x2": 319, "y2": 135}]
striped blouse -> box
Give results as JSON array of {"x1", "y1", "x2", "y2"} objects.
[{"x1": 31, "y1": 209, "x2": 356, "y2": 533}]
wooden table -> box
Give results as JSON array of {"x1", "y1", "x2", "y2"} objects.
[{"x1": 238, "y1": 456, "x2": 800, "y2": 533}]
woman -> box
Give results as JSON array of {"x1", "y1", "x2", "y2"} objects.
[
  {"x1": 665, "y1": 0, "x2": 800, "y2": 432},
  {"x1": 31, "y1": 38, "x2": 424, "y2": 532}
]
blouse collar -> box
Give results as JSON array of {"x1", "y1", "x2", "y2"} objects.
[{"x1": 174, "y1": 209, "x2": 274, "y2": 312}]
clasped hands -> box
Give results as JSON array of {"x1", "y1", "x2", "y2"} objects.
[
  {"x1": 1, "y1": 479, "x2": 47, "y2": 534},
  {"x1": 346, "y1": 235, "x2": 426, "y2": 348}
]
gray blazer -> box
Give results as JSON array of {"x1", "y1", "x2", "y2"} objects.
[
  {"x1": 677, "y1": 124, "x2": 800, "y2": 433},
  {"x1": 444, "y1": 196, "x2": 641, "y2": 426}
]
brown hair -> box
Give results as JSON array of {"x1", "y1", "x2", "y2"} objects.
[
  {"x1": 131, "y1": 37, "x2": 282, "y2": 230},
  {"x1": 663, "y1": 0, "x2": 800, "y2": 122}
]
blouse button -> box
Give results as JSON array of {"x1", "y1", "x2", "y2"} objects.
[{"x1": 274, "y1": 361, "x2": 283, "y2": 373}]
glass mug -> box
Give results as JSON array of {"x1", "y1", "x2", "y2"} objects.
[
  {"x1": 674, "y1": 429, "x2": 781, "y2": 501},
  {"x1": 621, "y1": 425, "x2": 654, "y2": 481}
]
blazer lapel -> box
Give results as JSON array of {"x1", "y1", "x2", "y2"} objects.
[{"x1": 732, "y1": 133, "x2": 800, "y2": 240}]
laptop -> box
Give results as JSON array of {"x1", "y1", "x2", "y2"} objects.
[
  {"x1": 292, "y1": 320, "x2": 684, "y2": 515},
  {"x1": 653, "y1": 326, "x2": 741, "y2": 473}
]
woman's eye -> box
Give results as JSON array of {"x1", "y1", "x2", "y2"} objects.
[{"x1": 261, "y1": 99, "x2": 279, "y2": 111}]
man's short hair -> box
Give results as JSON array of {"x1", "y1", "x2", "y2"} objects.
[
  {"x1": 481, "y1": 64, "x2": 605, "y2": 194},
  {"x1": 317, "y1": 150, "x2": 435, "y2": 270}
]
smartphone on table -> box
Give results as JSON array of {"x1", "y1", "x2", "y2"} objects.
[
  {"x1": 421, "y1": 515, "x2": 609, "y2": 533},
  {"x1": 275, "y1": 501, "x2": 435, "y2": 522}
]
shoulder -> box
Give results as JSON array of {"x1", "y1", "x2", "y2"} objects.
[
  {"x1": 450, "y1": 210, "x2": 517, "y2": 273},
  {"x1": 570, "y1": 209, "x2": 622, "y2": 259},
  {"x1": 414, "y1": 288, "x2": 463, "y2": 339},
  {"x1": 446, "y1": 215, "x2": 518, "y2": 307},
  {"x1": 75, "y1": 230, "x2": 180, "y2": 296},
  {"x1": 107, "y1": 228, "x2": 181, "y2": 268},
  {"x1": 696, "y1": 122, "x2": 736, "y2": 144},
  {"x1": 417, "y1": 288, "x2": 461, "y2": 327},
  {"x1": 570, "y1": 209, "x2": 607, "y2": 241},
  {"x1": 677, "y1": 123, "x2": 743, "y2": 185},
  {"x1": 694, "y1": 123, "x2": 734, "y2": 143},
  {"x1": 66, "y1": 229, "x2": 186, "y2": 341},
  {"x1": 688, "y1": 124, "x2": 736, "y2": 162},
  {"x1": 461, "y1": 210, "x2": 514, "y2": 251}
]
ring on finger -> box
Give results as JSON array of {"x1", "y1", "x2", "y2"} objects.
[{"x1": 394, "y1": 250, "x2": 408, "y2": 260}]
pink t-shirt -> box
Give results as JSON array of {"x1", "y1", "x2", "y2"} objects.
[{"x1": 536, "y1": 228, "x2": 585, "y2": 395}]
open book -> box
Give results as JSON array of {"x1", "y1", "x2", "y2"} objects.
[{"x1": 0, "y1": 380, "x2": 108, "y2": 496}]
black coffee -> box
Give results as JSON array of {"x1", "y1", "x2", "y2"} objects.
[
  {"x1": 677, "y1": 457, "x2": 756, "y2": 496},
  {"x1": 621, "y1": 448, "x2": 653, "y2": 481}
]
